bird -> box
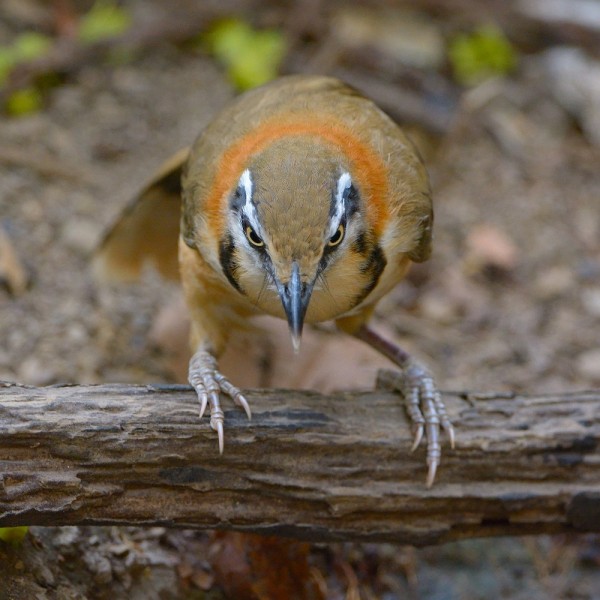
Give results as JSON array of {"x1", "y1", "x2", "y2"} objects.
[{"x1": 94, "y1": 74, "x2": 454, "y2": 486}]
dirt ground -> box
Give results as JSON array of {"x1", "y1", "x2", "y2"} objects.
[{"x1": 1, "y1": 0, "x2": 600, "y2": 598}]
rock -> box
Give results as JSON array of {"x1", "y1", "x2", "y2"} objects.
[
  {"x1": 519, "y1": 0, "x2": 600, "y2": 30},
  {"x1": 332, "y1": 7, "x2": 444, "y2": 69},
  {"x1": 540, "y1": 47, "x2": 600, "y2": 146},
  {"x1": 32, "y1": 563, "x2": 56, "y2": 588},
  {"x1": 576, "y1": 349, "x2": 600, "y2": 381},
  {"x1": 582, "y1": 287, "x2": 600, "y2": 317},
  {"x1": 52, "y1": 527, "x2": 80, "y2": 551}
]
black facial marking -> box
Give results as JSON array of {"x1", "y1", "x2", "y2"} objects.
[
  {"x1": 219, "y1": 234, "x2": 244, "y2": 294},
  {"x1": 329, "y1": 182, "x2": 360, "y2": 219},
  {"x1": 354, "y1": 244, "x2": 386, "y2": 305},
  {"x1": 345, "y1": 184, "x2": 360, "y2": 218},
  {"x1": 360, "y1": 244, "x2": 386, "y2": 275},
  {"x1": 352, "y1": 231, "x2": 367, "y2": 255},
  {"x1": 230, "y1": 183, "x2": 246, "y2": 211},
  {"x1": 317, "y1": 255, "x2": 329, "y2": 276},
  {"x1": 329, "y1": 193, "x2": 338, "y2": 218}
]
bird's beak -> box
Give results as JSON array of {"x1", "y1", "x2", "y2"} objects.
[{"x1": 276, "y1": 262, "x2": 314, "y2": 352}]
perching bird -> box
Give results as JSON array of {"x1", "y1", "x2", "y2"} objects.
[{"x1": 94, "y1": 75, "x2": 454, "y2": 486}]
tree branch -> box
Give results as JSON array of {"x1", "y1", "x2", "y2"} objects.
[{"x1": 1, "y1": 373, "x2": 599, "y2": 545}]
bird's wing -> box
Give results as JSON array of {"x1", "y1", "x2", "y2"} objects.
[{"x1": 93, "y1": 147, "x2": 189, "y2": 282}]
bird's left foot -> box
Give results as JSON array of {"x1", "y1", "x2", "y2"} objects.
[{"x1": 396, "y1": 360, "x2": 455, "y2": 487}]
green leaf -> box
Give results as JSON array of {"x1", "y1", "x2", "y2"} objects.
[
  {"x1": 204, "y1": 19, "x2": 286, "y2": 91},
  {"x1": 6, "y1": 87, "x2": 43, "y2": 116},
  {"x1": 449, "y1": 25, "x2": 517, "y2": 86},
  {"x1": 0, "y1": 527, "x2": 29, "y2": 545},
  {"x1": 12, "y1": 32, "x2": 52, "y2": 62},
  {"x1": 0, "y1": 33, "x2": 52, "y2": 85},
  {"x1": 0, "y1": 48, "x2": 17, "y2": 85},
  {"x1": 0, "y1": 33, "x2": 52, "y2": 115},
  {"x1": 78, "y1": 1, "x2": 131, "y2": 44}
]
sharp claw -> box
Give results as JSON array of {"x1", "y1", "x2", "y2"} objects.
[
  {"x1": 199, "y1": 393, "x2": 208, "y2": 419},
  {"x1": 238, "y1": 394, "x2": 252, "y2": 420},
  {"x1": 448, "y1": 425, "x2": 456, "y2": 449},
  {"x1": 410, "y1": 425, "x2": 424, "y2": 452},
  {"x1": 217, "y1": 421, "x2": 224, "y2": 454},
  {"x1": 426, "y1": 460, "x2": 438, "y2": 488}
]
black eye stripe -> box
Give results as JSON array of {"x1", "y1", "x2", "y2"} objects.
[
  {"x1": 230, "y1": 184, "x2": 246, "y2": 211},
  {"x1": 219, "y1": 234, "x2": 244, "y2": 294},
  {"x1": 353, "y1": 244, "x2": 387, "y2": 305},
  {"x1": 352, "y1": 231, "x2": 367, "y2": 254},
  {"x1": 330, "y1": 182, "x2": 360, "y2": 220},
  {"x1": 345, "y1": 184, "x2": 359, "y2": 217}
]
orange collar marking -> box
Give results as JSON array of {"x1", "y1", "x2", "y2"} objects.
[{"x1": 205, "y1": 115, "x2": 389, "y2": 237}]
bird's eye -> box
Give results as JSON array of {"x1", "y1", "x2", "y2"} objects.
[
  {"x1": 245, "y1": 226, "x2": 264, "y2": 247},
  {"x1": 328, "y1": 224, "x2": 345, "y2": 247}
]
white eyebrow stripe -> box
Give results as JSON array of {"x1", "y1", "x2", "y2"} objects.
[
  {"x1": 329, "y1": 172, "x2": 351, "y2": 237},
  {"x1": 239, "y1": 169, "x2": 263, "y2": 234},
  {"x1": 240, "y1": 168, "x2": 253, "y2": 204}
]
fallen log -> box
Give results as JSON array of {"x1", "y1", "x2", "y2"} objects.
[{"x1": 1, "y1": 373, "x2": 599, "y2": 545}]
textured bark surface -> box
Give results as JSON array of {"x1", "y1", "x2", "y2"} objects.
[{"x1": 1, "y1": 373, "x2": 599, "y2": 545}]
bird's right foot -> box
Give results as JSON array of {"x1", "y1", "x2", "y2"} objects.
[{"x1": 188, "y1": 349, "x2": 251, "y2": 453}]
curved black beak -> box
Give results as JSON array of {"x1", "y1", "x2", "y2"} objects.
[{"x1": 276, "y1": 262, "x2": 314, "y2": 351}]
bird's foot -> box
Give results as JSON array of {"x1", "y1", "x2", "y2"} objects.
[
  {"x1": 396, "y1": 360, "x2": 455, "y2": 487},
  {"x1": 188, "y1": 349, "x2": 251, "y2": 453}
]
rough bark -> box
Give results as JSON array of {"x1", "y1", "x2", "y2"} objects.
[{"x1": 1, "y1": 373, "x2": 599, "y2": 546}]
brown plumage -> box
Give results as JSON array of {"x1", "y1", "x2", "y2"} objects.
[{"x1": 94, "y1": 75, "x2": 453, "y2": 486}]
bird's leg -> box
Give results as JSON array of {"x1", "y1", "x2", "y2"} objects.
[
  {"x1": 188, "y1": 346, "x2": 251, "y2": 453},
  {"x1": 353, "y1": 325, "x2": 454, "y2": 487}
]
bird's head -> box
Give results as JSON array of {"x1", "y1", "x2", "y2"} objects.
[{"x1": 212, "y1": 136, "x2": 387, "y2": 350}]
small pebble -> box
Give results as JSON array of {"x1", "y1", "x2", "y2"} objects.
[
  {"x1": 61, "y1": 217, "x2": 101, "y2": 255},
  {"x1": 419, "y1": 294, "x2": 459, "y2": 324},
  {"x1": 53, "y1": 527, "x2": 80, "y2": 549},
  {"x1": 83, "y1": 550, "x2": 113, "y2": 585},
  {"x1": 533, "y1": 266, "x2": 575, "y2": 299},
  {"x1": 33, "y1": 563, "x2": 56, "y2": 587}
]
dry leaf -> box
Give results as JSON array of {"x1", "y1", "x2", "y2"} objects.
[
  {"x1": 190, "y1": 568, "x2": 215, "y2": 590},
  {"x1": 210, "y1": 532, "x2": 324, "y2": 600},
  {"x1": 0, "y1": 227, "x2": 29, "y2": 296}
]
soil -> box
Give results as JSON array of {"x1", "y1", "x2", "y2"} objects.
[{"x1": 1, "y1": 0, "x2": 600, "y2": 598}]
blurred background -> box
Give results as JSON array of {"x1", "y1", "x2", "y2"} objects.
[{"x1": 1, "y1": 0, "x2": 599, "y2": 598}]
